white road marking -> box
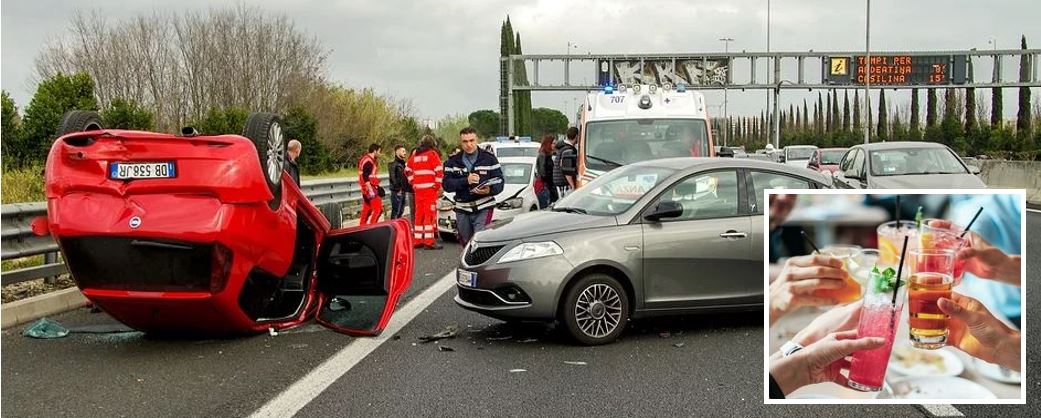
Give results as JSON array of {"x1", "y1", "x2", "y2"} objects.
[
  {"x1": 1027, "y1": 207, "x2": 1041, "y2": 214},
  {"x1": 920, "y1": 404, "x2": 964, "y2": 417},
  {"x1": 249, "y1": 272, "x2": 457, "y2": 418}
]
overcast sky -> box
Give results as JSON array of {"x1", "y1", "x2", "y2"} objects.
[{"x1": 3, "y1": 0, "x2": 1039, "y2": 124}]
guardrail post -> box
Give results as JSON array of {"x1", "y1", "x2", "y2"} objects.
[{"x1": 44, "y1": 252, "x2": 59, "y2": 284}]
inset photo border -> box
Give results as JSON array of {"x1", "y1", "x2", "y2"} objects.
[{"x1": 762, "y1": 189, "x2": 1026, "y2": 405}]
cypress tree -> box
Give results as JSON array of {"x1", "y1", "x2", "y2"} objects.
[
  {"x1": 991, "y1": 88, "x2": 1003, "y2": 128},
  {"x1": 831, "y1": 91, "x2": 841, "y2": 133},
  {"x1": 877, "y1": 90, "x2": 888, "y2": 141},
  {"x1": 1017, "y1": 35, "x2": 1032, "y2": 135},
  {"x1": 910, "y1": 89, "x2": 921, "y2": 140},
  {"x1": 802, "y1": 99, "x2": 809, "y2": 131},
  {"x1": 926, "y1": 89, "x2": 938, "y2": 127},
  {"x1": 853, "y1": 90, "x2": 862, "y2": 133},
  {"x1": 965, "y1": 88, "x2": 977, "y2": 133},
  {"x1": 843, "y1": 91, "x2": 851, "y2": 132}
]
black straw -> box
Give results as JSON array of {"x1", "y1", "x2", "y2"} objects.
[
  {"x1": 895, "y1": 195, "x2": 901, "y2": 223},
  {"x1": 892, "y1": 235, "x2": 909, "y2": 305},
  {"x1": 959, "y1": 207, "x2": 984, "y2": 238},
  {"x1": 800, "y1": 230, "x2": 822, "y2": 254}
]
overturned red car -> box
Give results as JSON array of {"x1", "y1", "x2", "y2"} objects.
[{"x1": 40, "y1": 110, "x2": 413, "y2": 336}]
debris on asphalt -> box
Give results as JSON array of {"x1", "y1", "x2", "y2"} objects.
[
  {"x1": 517, "y1": 338, "x2": 538, "y2": 343},
  {"x1": 477, "y1": 347, "x2": 484, "y2": 350},
  {"x1": 673, "y1": 343, "x2": 686, "y2": 348},
  {"x1": 485, "y1": 335, "x2": 512, "y2": 341},
  {"x1": 419, "y1": 325, "x2": 459, "y2": 343},
  {"x1": 23, "y1": 318, "x2": 69, "y2": 339},
  {"x1": 658, "y1": 332, "x2": 671, "y2": 338},
  {"x1": 289, "y1": 344, "x2": 308, "y2": 349},
  {"x1": 268, "y1": 327, "x2": 278, "y2": 337},
  {"x1": 509, "y1": 369, "x2": 527, "y2": 373},
  {"x1": 392, "y1": 335, "x2": 401, "y2": 340},
  {"x1": 563, "y1": 361, "x2": 587, "y2": 366},
  {"x1": 438, "y1": 346, "x2": 455, "y2": 352}
]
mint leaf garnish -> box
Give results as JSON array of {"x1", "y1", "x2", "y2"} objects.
[
  {"x1": 871, "y1": 266, "x2": 901, "y2": 293},
  {"x1": 914, "y1": 206, "x2": 924, "y2": 229}
]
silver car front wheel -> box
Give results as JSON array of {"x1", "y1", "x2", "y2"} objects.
[{"x1": 561, "y1": 273, "x2": 630, "y2": 345}]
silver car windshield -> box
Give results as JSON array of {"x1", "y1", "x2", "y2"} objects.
[
  {"x1": 869, "y1": 148, "x2": 967, "y2": 176},
  {"x1": 554, "y1": 165, "x2": 677, "y2": 216},
  {"x1": 501, "y1": 162, "x2": 532, "y2": 185},
  {"x1": 786, "y1": 147, "x2": 816, "y2": 160}
]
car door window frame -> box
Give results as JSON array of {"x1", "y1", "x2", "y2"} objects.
[
  {"x1": 638, "y1": 169, "x2": 746, "y2": 223},
  {"x1": 743, "y1": 169, "x2": 815, "y2": 215}
]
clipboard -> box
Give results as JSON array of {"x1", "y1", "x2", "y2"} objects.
[{"x1": 469, "y1": 177, "x2": 503, "y2": 194}]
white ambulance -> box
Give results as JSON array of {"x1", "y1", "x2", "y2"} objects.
[{"x1": 576, "y1": 83, "x2": 715, "y2": 187}]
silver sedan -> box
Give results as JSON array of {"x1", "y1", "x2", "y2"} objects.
[{"x1": 454, "y1": 158, "x2": 831, "y2": 345}]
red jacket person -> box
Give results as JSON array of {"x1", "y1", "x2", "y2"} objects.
[
  {"x1": 405, "y1": 135, "x2": 444, "y2": 249},
  {"x1": 357, "y1": 143, "x2": 383, "y2": 225}
]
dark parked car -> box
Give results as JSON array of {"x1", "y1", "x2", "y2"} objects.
[{"x1": 454, "y1": 158, "x2": 831, "y2": 344}]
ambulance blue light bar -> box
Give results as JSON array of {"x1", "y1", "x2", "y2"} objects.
[{"x1": 603, "y1": 85, "x2": 614, "y2": 94}]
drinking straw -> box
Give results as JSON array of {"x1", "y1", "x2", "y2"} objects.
[
  {"x1": 959, "y1": 207, "x2": 984, "y2": 238},
  {"x1": 895, "y1": 195, "x2": 901, "y2": 223},
  {"x1": 892, "y1": 235, "x2": 909, "y2": 305},
  {"x1": 800, "y1": 230, "x2": 822, "y2": 254}
]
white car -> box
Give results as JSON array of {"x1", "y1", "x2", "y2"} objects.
[
  {"x1": 782, "y1": 145, "x2": 819, "y2": 169},
  {"x1": 478, "y1": 137, "x2": 541, "y2": 158},
  {"x1": 437, "y1": 156, "x2": 542, "y2": 240}
]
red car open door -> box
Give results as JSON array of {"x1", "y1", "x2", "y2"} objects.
[{"x1": 315, "y1": 219, "x2": 414, "y2": 336}]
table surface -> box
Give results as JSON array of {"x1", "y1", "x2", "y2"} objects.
[{"x1": 769, "y1": 305, "x2": 1021, "y2": 400}]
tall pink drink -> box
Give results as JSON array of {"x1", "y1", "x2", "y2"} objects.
[{"x1": 847, "y1": 269, "x2": 906, "y2": 392}]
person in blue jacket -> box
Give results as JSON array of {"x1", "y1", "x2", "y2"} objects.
[{"x1": 442, "y1": 127, "x2": 505, "y2": 244}]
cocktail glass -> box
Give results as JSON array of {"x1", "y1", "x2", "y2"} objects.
[
  {"x1": 908, "y1": 248, "x2": 955, "y2": 349},
  {"x1": 919, "y1": 219, "x2": 971, "y2": 286},
  {"x1": 847, "y1": 267, "x2": 906, "y2": 392}
]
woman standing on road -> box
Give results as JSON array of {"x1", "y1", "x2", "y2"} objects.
[{"x1": 536, "y1": 135, "x2": 557, "y2": 208}]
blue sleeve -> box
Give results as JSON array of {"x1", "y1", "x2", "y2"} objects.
[{"x1": 443, "y1": 161, "x2": 467, "y2": 194}]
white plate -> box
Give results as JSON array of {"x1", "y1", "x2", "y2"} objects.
[
  {"x1": 456, "y1": 269, "x2": 476, "y2": 287},
  {"x1": 888, "y1": 344, "x2": 964, "y2": 378},
  {"x1": 973, "y1": 358, "x2": 1021, "y2": 385},
  {"x1": 889, "y1": 376, "x2": 997, "y2": 399}
]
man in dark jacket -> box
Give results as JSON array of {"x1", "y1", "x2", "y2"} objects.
[
  {"x1": 442, "y1": 127, "x2": 504, "y2": 245},
  {"x1": 285, "y1": 139, "x2": 302, "y2": 186},
  {"x1": 389, "y1": 144, "x2": 411, "y2": 220},
  {"x1": 552, "y1": 127, "x2": 579, "y2": 195}
]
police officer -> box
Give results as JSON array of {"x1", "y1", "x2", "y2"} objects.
[
  {"x1": 443, "y1": 127, "x2": 504, "y2": 245},
  {"x1": 405, "y1": 135, "x2": 443, "y2": 249},
  {"x1": 357, "y1": 143, "x2": 383, "y2": 225}
]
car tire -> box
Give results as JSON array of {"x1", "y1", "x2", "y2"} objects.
[
  {"x1": 321, "y1": 203, "x2": 343, "y2": 229},
  {"x1": 58, "y1": 110, "x2": 103, "y2": 136},
  {"x1": 439, "y1": 232, "x2": 456, "y2": 242},
  {"x1": 243, "y1": 113, "x2": 286, "y2": 210},
  {"x1": 559, "y1": 273, "x2": 629, "y2": 345}
]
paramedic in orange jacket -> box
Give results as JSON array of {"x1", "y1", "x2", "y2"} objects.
[
  {"x1": 357, "y1": 143, "x2": 383, "y2": 225},
  {"x1": 405, "y1": 135, "x2": 444, "y2": 249}
]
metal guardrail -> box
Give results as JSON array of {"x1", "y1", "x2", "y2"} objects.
[{"x1": 0, "y1": 175, "x2": 389, "y2": 287}]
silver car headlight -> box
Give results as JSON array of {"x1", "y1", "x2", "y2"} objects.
[
  {"x1": 497, "y1": 241, "x2": 563, "y2": 263},
  {"x1": 497, "y1": 197, "x2": 524, "y2": 210}
]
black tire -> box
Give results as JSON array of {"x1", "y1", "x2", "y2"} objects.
[
  {"x1": 242, "y1": 113, "x2": 286, "y2": 210},
  {"x1": 439, "y1": 232, "x2": 456, "y2": 242},
  {"x1": 58, "y1": 110, "x2": 103, "y2": 136},
  {"x1": 559, "y1": 273, "x2": 630, "y2": 345},
  {"x1": 321, "y1": 203, "x2": 343, "y2": 229}
]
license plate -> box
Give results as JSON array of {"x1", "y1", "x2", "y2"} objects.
[
  {"x1": 457, "y1": 269, "x2": 477, "y2": 287},
  {"x1": 110, "y1": 162, "x2": 176, "y2": 180}
]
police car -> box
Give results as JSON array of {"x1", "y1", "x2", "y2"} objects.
[{"x1": 437, "y1": 156, "x2": 541, "y2": 240}]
